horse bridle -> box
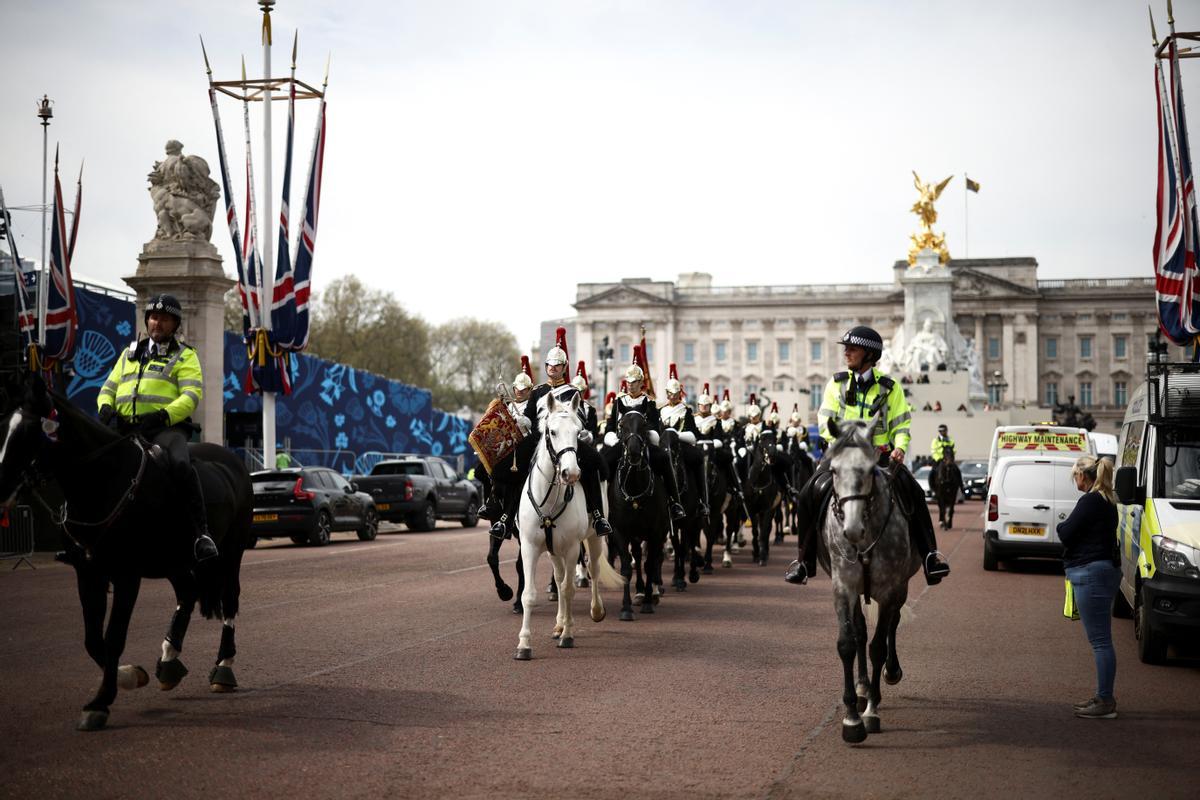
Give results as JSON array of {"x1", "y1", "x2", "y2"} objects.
[
  {"x1": 829, "y1": 464, "x2": 897, "y2": 605},
  {"x1": 616, "y1": 419, "x2": 654, "y2": 507},
  {"x1": 525, "y1": 412, "x2": 578, "y2": 552},
  {"x1": 747, "y1": 438, "x2": 774, "y2": 493}
]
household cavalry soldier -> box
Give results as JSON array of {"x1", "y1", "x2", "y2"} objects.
[
  {"x1": 659, "y1": 364, "x2": 708, "y2": 516},
  {"x1": 96, "y1": 294, "x2": 218, "y2": 562},
  {"x1": 785, "y1": 325, "x2": 951, "y2": 586},
  {"x1": 570, "y1": 361, "x2": 601, "y2": 439},
  {"x1": 478, "y1": 357, "x2": 535, "y2": 524},
  {"x1": 718, "y1": 390, "x2": 738, "y2": 438},
  {"x1": 602, "y1": 362, "x2": 687, "y2": 521},
  {"x1": 694, "y1": 383, "x2": 740, "y2": 499},
  {"x1": 764, "y1": 401, "x2": 782, "y2": 432},
  {"x1": 750, "y1": 399, "x2": 800, "y2": 501},
  {"x1": 491, "y1": 329, "x2": 613, "y2": 539}
]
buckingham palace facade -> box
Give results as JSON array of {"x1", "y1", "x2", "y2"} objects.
[{"x1": 549, "y1": 257, "x2": 1191, "y2": 431}]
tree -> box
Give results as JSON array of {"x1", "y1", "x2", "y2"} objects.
[
  {"x1": 429, "y1": 318, "x2": 521, "y2": 411},
  {"x1": 306, "y1": 275, "x2": 433, "y2": 388}
]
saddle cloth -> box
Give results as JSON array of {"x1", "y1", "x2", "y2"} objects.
[{"x1": 469, "y1": 399, "x2": 525, "y2": 474}]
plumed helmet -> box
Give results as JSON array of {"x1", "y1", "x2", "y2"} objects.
[
  {"x1": 839, "y1": 325, "x2": 884, "y2": 353},
  {"x1": 665, "y1": 362, "x2": 682, "y2": 395},
  {"x1": 697, "y1": 382, "x2": 713, "y2": 406},
  {"x1": 545, "y1": 346, "x2": 568, "y2": 367},
  {"x1": 520, "y1": 355, "x2": 534, "y2": 381},
  {"x1": 144, "y1": 293, "x2": 182, "y2": 326},
  {"x1": 572, "y1": 360, "x2": 591, "y2": 398},
  {"x1": 624, "y1": 363, "x2": 644, "y2": 383},
  {"x1": 513, "y1": 372, "x2": 534, "y2": 391},
  {"x1": 789, "y1": 403, "x2": 802, "y2": 425},
  {"x1": 767, "y1": 401, "x2": 780, "y2": 424},
  {"x1": 719, "y1": 398, "x2": 733, "y2": 413},
  {"x1": 747, "y1": 393, "x2": 761, "y2": 419}
]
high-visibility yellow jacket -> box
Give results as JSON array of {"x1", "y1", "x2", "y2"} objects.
[
  {"x1": 817, "y1": 367, "x2": 912, "y2": 452},
  {"x1": 931, "y1": 435, "x2": 956, "y2": 461},
  {"x1": 96, "y1": 338, "x2": 203, "y2": 426}
]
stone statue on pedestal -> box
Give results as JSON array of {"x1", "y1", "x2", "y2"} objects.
[{"x1": 147, "y1": 140, "x2": 220, "y2": 245}]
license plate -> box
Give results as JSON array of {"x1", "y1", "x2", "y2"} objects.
[
  {"x1": 253, "y1": 513, "x2": 278, "y2": 523},
  {"x1": 1008, "y1": 524, "x2": 1045, "y2": 537},
  {"x1": 376, "y1": 503, "x2": 390, "y2": 511}
]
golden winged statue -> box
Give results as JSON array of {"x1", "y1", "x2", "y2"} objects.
[{"x1": 908, "y1": 171, "x2": 953, "y2": 265}]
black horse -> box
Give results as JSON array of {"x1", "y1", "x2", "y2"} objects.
[
  {"x1": 0, "y1": 376, "x2": 253, "y2": 731},
  {"x1": 606, "y1": 411, "x2": 668, "y2": 618},
  {"x1": 744, "y1": 429, "x2": 781, "y2": 566},
  {"x1": 930, "y1": 449, "x2": 963, "y2": 531},
  {"x1": 476, "y1": 459, "x2": 528, "y2": 613},
  {"x1": 698, "y1": 440, "x2": 730, "y2": 574},
  {"x1": 785, "y1": 439, "x2": 815, "y2": 540},
  {"x1": 664, "y1": 430, "x2": 704, "y2": 592}
]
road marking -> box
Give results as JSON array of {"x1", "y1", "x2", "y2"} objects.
[
  {"x1": 445, "y1": 557, "x2": 516, "y2": 575},
  {"x1": 243, "y1": 541, "x2": 402, "y2": 567}
]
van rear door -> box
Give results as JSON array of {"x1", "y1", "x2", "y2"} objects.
[
  {"x1": 996, "y1": 460, "x2": 1058, "y2": 545},
  {"x1": 1051, "y1": 460, "x2": 1084, "y2": 542}
]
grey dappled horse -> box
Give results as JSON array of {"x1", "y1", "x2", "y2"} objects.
[{"x1": 819, "y1": 414, "x2": 920, "y2": 744}]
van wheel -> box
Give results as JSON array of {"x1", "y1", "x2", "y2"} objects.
[
  {"x1": 1135, "y1": 585, "x2": 1168, "y2": 664},
  {"x1": 982, "y1": 538, "x2": 998, "y2": 572},
  {"x1": 1112, "y1": 588, "x2": 1133, "y2": 619}
]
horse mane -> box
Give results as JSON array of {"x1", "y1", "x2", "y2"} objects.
[{"x1": 48, "y1": 388, "x2": 123, "y2": 445}]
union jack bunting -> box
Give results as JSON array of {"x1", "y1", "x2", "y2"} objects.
[
  {"x1": 42, "y1": 155, "x2": 78, "y2": 367},
  {"x1": 1153, "y1": 39, "x2": 1200, "y2": 344}
]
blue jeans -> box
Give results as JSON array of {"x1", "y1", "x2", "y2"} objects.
[{"x1": 1065, "y1": 560, "x2": 1121, "y2": 700}]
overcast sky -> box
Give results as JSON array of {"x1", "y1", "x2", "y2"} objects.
[{"x1": 1, "y1": 1, "x2": 1194, "y2": 355}]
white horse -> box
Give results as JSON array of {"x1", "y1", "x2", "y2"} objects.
[{"x1": 515, "y1": 391, "x2": 625, "y2": 660}]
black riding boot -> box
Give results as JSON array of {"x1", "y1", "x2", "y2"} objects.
[
  {"x1": 686, "y1": 453, "x2": 709, "y2": 517},
  {"x1": 662, "y1": 457, "x2": 686, "y2": 521},
  {"x1": 489, "y1": 484, "x2": 516, "y2": 540},
  {"x1": 785, "y1": 466, "x2": 831, "y2": 585},
  {"x1": 581, "y1": 470, "x2": 611, "y2": 536},
  {"x1": 897, "y1": 467, "x2": 950, "y2": 584},
  {"x1": 187, "y1": 465, "x2": 218, "y2": 562}
]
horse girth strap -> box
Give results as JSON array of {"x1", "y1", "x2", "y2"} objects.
[{"x1": 525, "y1": 481, "x2": 574, "y2": 556}]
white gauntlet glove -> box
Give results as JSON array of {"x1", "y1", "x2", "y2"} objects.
[{"x1": 604, "y1": 431, "x2": 618, "y2": 448}]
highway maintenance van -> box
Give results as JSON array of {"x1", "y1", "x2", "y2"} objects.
[
  {"x1": 986, "y1": 425, "x2": 1095, "y2": 487},
  {"x1": 1114, "y1": 357, "x2": 1200, "y2": 664}
]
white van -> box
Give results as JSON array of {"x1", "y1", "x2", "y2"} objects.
[
  {"x1": 1113, "y1": 362, "x2": 1200, "y2": 664},
  {"x1": 1089, "y1": 432, "x2": 1119, "y2": 463},
  {"x1": 986, "y1": 425, "x2": 1094, "y2": 483},
  {"x1": 983, "y1": 455, "x2": 1083, "y2": 571}
]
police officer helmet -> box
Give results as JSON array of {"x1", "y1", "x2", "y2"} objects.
[
  {"x1": 938, "y1": 424, "x2": 948, "y2": 433},
  {"x1": 838, "y1": 325, "x2": 883, "y2": 353},
  {"x1": 144, "y1": 293, "x2": 183, "y2": 326}
]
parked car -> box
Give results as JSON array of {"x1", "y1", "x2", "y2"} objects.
[
  {"x1": 983, "y1": 455, "x2": 1082, "y2": 571},
  {"x1": 960, "y1": 460, "x2": 988, "y2": 499},
  {"x1": 353, "y1": 456, "x2": 480, "y2": 531},
  {"x1": 250, "y1": 467, "x2": 379, "y2": 547},
  {"x1": 914, "y1": 465, "x2": 934, "y2": 499}
]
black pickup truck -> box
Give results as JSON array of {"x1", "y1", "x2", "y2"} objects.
[{"x1": 353, "y1": 456, "x2": 481, "y2": 531}]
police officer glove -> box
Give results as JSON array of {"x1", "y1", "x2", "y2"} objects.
[
  {"x1": 98, "y1": 405, "x2": 115, "y2": 425},
  {"x1": 141, "y1": 409, "x2": 170, "y2": 431}
]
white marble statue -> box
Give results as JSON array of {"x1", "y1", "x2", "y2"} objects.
[
  {"x1": 903, "y1": 318, "x2": 949, "y2": 372},
  {"x1": 148, "y1": 140, "x2": 220, "y2": 243}
]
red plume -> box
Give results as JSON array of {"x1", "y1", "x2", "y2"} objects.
[
  {"x1": 520, "y1": 355, "x2": 533, "y2": 380},
  {"x1": 620, "y1": 379, "x2": 629, "y2": 394},
  {"x1": 702, "y1": 382, "x2": 710, "y2": 396},
  {"x1": 723, "y1": 388, "x2": 730, "y2": 401},
  {"x1": 771, "y1": 402, "x2": 778, "y2": 414},
  {"x1": 749, "y1": 393, "x2": 757, "y2": 407},
  {"x1": 575, "y1": 360, "x2": 590, "y2": 399},
  {"x1": 668, "y1": 362, "x2": 678, "y2": 381},
  {"x1": 632, "y1": 344, "x2": 642, "y2": 365},
  {"x1": 792, "y1": 403, "x2": 799, "y2": 414},
  {"x1": 605, "y1": 391, "x2": 616, "y2": 406},
  {"x1": 555, "y1": 326, "x2": 571, "y2": 379}
]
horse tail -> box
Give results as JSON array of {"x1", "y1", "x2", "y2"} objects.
[
  {"x1": 196, "y1": 560, "x2": 224, "y2": 620},
  {"x1": 587, "y1": 536, "x2": 627, "y2": 590}
]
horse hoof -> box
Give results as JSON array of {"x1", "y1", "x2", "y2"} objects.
[
  {"x1": 548, "y1": 592, "x2": 558, "y2": 602},
  {"x1": 884, "y1": 668, "x2": 903, "y2": 686},
  {"x1": 722, "y1": 560, "x2": 732, "y2": 568},
  {"x1": 673, "y1": 580, "x2": 686, "y2": 592},
  {"x1": 497, "y1": 584, "x2": 514, "y2": 602},
  {"x1": 857, "y1": 695, "x2": 868, "y2": 713},
  {"x1": 842, "y1": 721, "x2": 868, "y2": 744},
  {"x1": 513, "y1": 648, "x2": 532, "y2": 661},
  {"x1": 619, "y1": 609, "x2": 635, "y2": 621},
  {"x1": 117, "y1": 664, "x2": 149, "y2": 691},
  {"x1": 77, "y1": 709, "x2": 109, "y2": 732},
  {"x1": 640, "y1": 603, "x2": 655, "y2": 614},
  {"x1": 155, "y1": 657, "x2": 188, "y2": 691},
  {"x1": 633, "y1": 592, "x2": 645, "y2": 604},
  {"x1": 702, "y1": 566, "x2": 713, "y2": 575},
  {"x1": 591, "y1": 607, "x2": 606, "y2": 623},
  {"x1": 552, "y1": 626, "x2": 563, "y2": 639},
  {"x1": 209, "y1": 665, "x2": 238, "y2": 692},
  {"x1": 512, "y1": 601, "x2": 524, "y2": 615},
  {"x1": 689, "y1": 568, "x2": 700, "y2": 583},
  {"x1": 557, "y1": 637, "x2": 574, "y2": 649},
  {"x1": 774, "y1": 536, "x2": 784, "y2": 545},
  {"x1": 652, "y1": 593, "x2": 661, "y2": 605},
  {"x1": 864, "y1": 714, "x2": 881, "y2": 734}
]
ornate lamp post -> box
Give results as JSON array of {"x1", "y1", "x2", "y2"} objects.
[
  {"x1": 597, "y1": 336, "x2": 614, "y2": 398},
  {"x1": 36, "y1": 94, "x2": 52, "y2": 344},
  {"x1": 986, "y1": 370, "x2": 1008, "y2": 407}
]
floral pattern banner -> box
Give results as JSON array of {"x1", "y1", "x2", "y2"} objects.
[{"x1": 66, "y1": 285, "x2": 137, "y2": 412}]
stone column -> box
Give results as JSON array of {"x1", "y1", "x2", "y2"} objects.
[
  {"x1": 125, "y1": 240, "x2": 233, "y2": 445},
  {"x1": 974, "y1": 314, "x2": 984, "y2": 354},
  {"x1": 1001, "y1": 314, "x2": 1015, "y2": 404}
]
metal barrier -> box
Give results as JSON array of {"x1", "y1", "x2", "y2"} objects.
[{"x1": 0, "y1": 505, "x2": 35, "y2": 570}]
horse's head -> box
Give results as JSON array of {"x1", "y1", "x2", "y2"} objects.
[
  {"x1": 542, "y1": 391, "x2": 581, "y2": 484},
  {"x1": 749, "y1": 427, "x2": 774, "y2": 470},
  {"x1": 0, "y1": 373, "x2": 56, "y2": 509},
  {"x1": 944, "y1": 445, "x2": 956, "y2": 464},
  {"x1": 618, "y1": 410, "x2": 647, "y2": 465},
  {"x1": 825, "y1": 413, "x2": 884, "y2": 544}
]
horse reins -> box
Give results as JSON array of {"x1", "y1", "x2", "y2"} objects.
[
  {"x1": 616, "y1": 430, "x2": 654, "y2": 508},
  {"x1": 525, "y1": 413, "x2": 577, "y2": 555},
  {"x1": 829, "y1": 464, "x2": 897, "y2": 605}
]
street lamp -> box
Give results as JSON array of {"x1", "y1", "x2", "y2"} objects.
[
  {"x1": 36, "y1": 94, "x2": 53, "y2": 345},
  {"x1": 597, "y1": 336, "x2": 614, "y2": 398},
  {"x1": 986, "y1": 370, "x2": 1008, "y2": 407}
]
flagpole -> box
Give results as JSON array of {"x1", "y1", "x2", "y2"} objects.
[
  {"x1": 36, "y1": 95, "x2": 52, "y2": 348},
  {"x1": 964, "y1": 176, "x2": 969, "y2": 258},
  {"x1": 260, "y1": 0, "x2": 276, "y2": 470}
]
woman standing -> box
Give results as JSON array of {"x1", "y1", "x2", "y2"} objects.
[{"x1": 1057, "y1": 455, "x2": 1121, "y2": 719}]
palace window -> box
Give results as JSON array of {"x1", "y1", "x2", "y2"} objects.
[
  {"x1": 778, "y1": 340, "x2": 791, "y2": 363},
  {"x1": 1044, "y1": 382, "x2": 1059, "y2": 407},
  {"x1": 683, "y1": 341, "x2": 695, "y2": 364},
  {"x1": 714, "y1": 341, "x2": 728, "y2": 362},
  {"x1": 988, "y1": 337, "x2": 1000, "y2": 359},
  {"x1": 1114, "y1": 380, "x2": 1127, "y2": 407},
  {"x1": 1080, "y1": 336, "x2": 1093, "y2": 359},
  {"x1": 619, "y1": 343, "x2": 630, "y2": 363},
  {"x1": 810, "y1": 382, "x2": 823, "y2": 410},
  {"x1": 1113, "y1": 335, "x2": 1127, "y2": 359},
  {"x1": 1079, "y1": 381, "x2": 1094, "y2": 407},
  {"x1": 1045, "y1": 337, "x2": 1058, "y2": 359},
  {"x1": 746, "y1": 340, "x2": 759, "y2": 363},
  {"x1": 810, "y1": 340, "x2": 823, "y2": 363}
]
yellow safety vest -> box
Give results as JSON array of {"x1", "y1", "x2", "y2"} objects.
[
  {"x1": 97, "y1": 338, "x2": 203, "y2": 426},
  {"x1": 817, "y1": 368, "x2": 912, "y2": 452},
  {"x1": 931, "y1": 435, "x2": 956, "y2": 461}
]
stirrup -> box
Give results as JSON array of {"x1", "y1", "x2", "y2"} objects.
[
  {"x1": 489, "y1": 518, "x2": 509, "y2": 540},
  {"x1": 669, "y1": 501, "x2": 686, "y2": 520},
  {"x1": 784, "y1": 559, "x2": 808, "y2": 585},
  {"x1": 698, "y1": 501, "x2": 710, "y2": 517},
  {"x1": 924, "y1": 551, "x2": 950, "y2": 584},
  {"x1": 591, "y1": 513, "x2": 612, "y2": 537},
  {"x1": 194, "y1": 535, "x2": 219, "y2": 562}
]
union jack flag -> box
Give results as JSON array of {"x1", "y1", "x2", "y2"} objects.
[
  {"x1": 206, "y1": 77, "x2": 256, "y2": 332},
  {"x1": 288, "y1": 92, "x2": 324, "y2": 353},
  {"x1": 270, "y1": 74, "x2": 298, "y2": 348},
  {"x1": 42, "y1": 154, "x2": 78, "y2": 367},
  {"x1": 1153, "y1": 39, "x2": 1200, "y2": 344}
]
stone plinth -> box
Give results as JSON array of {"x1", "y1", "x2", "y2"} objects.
[
  {"x1": 125, "y1": 240, "x2": 233, "y2": 445},
  {"x1": 900, "y1": 248, "x2": 954, "y2": 346}
]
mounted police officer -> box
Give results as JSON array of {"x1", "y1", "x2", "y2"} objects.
[
  {"x1": 930, "y1": 423, "x2": 955, "y2": 478},
  {"x1": 96, "y1": 294, "x2": 217, "y2": 562},
  {"x1": 490, "y1": 338, "x2": 613, "y2": 540},
  {"x1": 659, "y1": 366, "x2": 709, "y2": 516},
  {"x1": 784, "y1": 325, "x2": 950, "y2": 586},
  {"x1": 602, "y1": 363, "x2": 687, "y2": 521}
]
